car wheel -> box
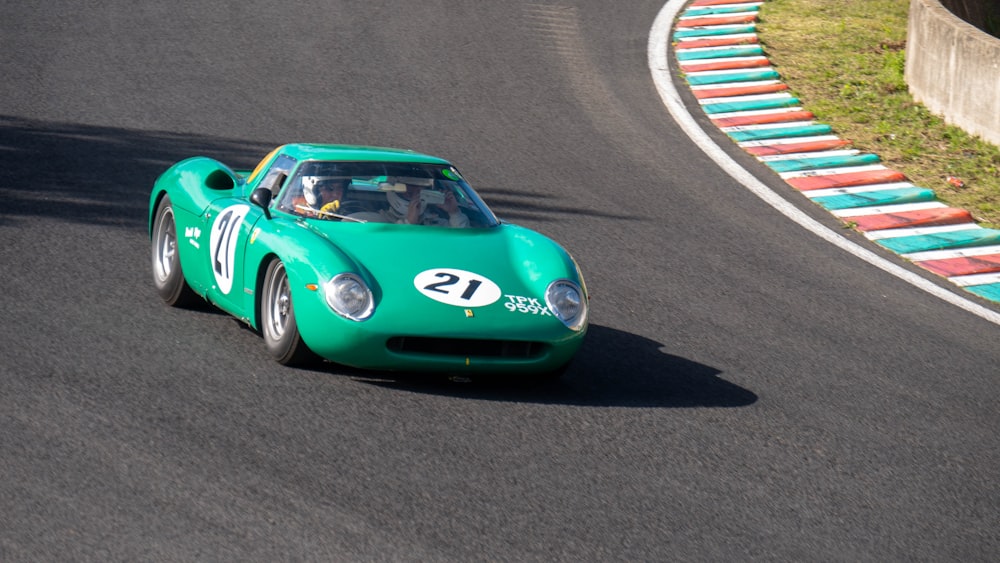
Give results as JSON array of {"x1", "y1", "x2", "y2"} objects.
[
  {"x1": 261, "y1": 259, "x2": 316, "y2": 366},
  {"x1": 151, "y1": 195, "x2": 197, "y2": 307}
]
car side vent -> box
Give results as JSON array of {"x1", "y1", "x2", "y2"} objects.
[
  {"x1": 386, "y1": 337, "x2": 545, "y2": 358},
  {"x1": 206, "y1": 169, "x2": 235, "y2": 190}
]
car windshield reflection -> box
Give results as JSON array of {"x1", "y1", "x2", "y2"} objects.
[{"x1": 275, "y1": 161, "x2": 499, "y2": 228}]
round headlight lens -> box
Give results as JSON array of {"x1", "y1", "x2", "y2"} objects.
[
  {"x1": 325, "y1": 273, "x2": 374, "y2": 321},
  {"x1": 545, "y1": 279, "x2": 587, "y2": 331}
]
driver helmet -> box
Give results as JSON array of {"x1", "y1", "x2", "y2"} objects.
[{"x1": 302, "y1": 176, "x2": 342, "y2": 207}]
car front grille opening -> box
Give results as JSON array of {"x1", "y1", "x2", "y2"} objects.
[{"x1": 386, "y1": 336, "x2": 545, "y2": 359}]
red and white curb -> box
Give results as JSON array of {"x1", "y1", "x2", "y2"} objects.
[
  {"x1": 662, "y1": 0, "x2": 1000, "y2": 308},
  {"x1": 649, "y1": 0, "x2": 1000, "y2": 325}
]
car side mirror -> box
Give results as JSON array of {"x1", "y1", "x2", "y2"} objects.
[{"x1": 250, "y1": 187, "x2": 273, "y2": 219}]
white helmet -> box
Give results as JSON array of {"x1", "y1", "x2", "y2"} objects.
[{"x1": 302, "y1": 176, "x2": 341, "y2": 207}]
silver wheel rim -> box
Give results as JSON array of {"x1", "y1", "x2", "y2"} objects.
[
  {"x1": 266, "y1": 263, "x2": 291, "y2": 341},
  {"x1": 154, "y1": 208, "x2": 176, "y2": 282}
]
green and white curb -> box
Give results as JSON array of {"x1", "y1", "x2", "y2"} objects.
[{"x1": 668, "y1": 0, "x2": 1000, "y2": 308}]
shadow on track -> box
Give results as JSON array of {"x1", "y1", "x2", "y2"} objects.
[
  {"x1": 348, "y1": 324, "x2": 757, "y2": 409},
  {"x1": 478, "y1": 187, "x2": 640, "y2": 223},
  {"x1": 0, "y1": 116, "x2": 639, "y2": 229},
  {"x1": 0, "y1": 115, "x2": 272, "y2": 229}
]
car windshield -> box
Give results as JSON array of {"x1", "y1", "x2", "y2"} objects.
[{"x1": 274, "y1": 161, "x2": 499, "y2": 228}]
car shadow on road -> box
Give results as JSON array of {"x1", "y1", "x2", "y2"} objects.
[
  {"x1": 352, "y1": 324, "x2": 757, "y2": 408},
  {"x1": 0, "y1": 116, "x2": 752, "y2": 411}
]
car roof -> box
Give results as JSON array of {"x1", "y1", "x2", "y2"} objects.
[{"x1": 278, "y1": 143, "x2": 452, "y2": 165}]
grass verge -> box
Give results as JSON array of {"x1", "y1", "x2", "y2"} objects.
[{"x1": 757, "y1": 0, "x2": 1000, "y2": 228}]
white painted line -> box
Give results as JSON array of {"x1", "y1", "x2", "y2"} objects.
[
  {"x1": 679, "y1": 12, "x2": 759, "y2": 21},
  {"x1": 831, "y1": 202, "x2": 946, "y2": 217},
  {"x1": 778, "y1": 164, "x2": 887, "y2": 180},
  {"x1": 709, "y1": 107, "x2": 804, "y2": 119},
  {"x1": 690, "y1": 79, "x2": 782, "y2": 90},
  {"x1": 684, "y1": 2, "x2": 763, "y2": 9},
  {"x1": 677, "y1": 45, "x2": 762, "y2": 54},
  {"x1": 737, "y1": 135, "x2": 842, "y2": 147},
  {"x1": 650, "y1": 0, "x2": 1000, "y2": 326},
  {"x1": 801, "y1": 182, "x2": 915, "y2": 198},
  {"x1": 903, "y1": 245, "x2": 1000, "y2": 262},
  {"x1": 682, "y1": 56, "x2": 770, "y2": 69},
  {"x1": 684, "y1": 66, "x2": 775, "y2": 77},
  {"x1": 682, "y1": 55, "x2": 768, "y2": 65},
  {"x1": 678, "y1": 23, "x2": 758, "y2": 30},
  {"x1": 698, "y1": 92, "x2": 794, "y2": 105},
  {"x1": 864, "y1": 223, "x2": 980, "y2": 241},
  {"x1": 676, "y1": 33, "x2": 759, "y2": 43},
  {"x1": 721, "y1": 121, "x2": 817, "y2": 132},
  {"x1": 757, "y1": 149, "x2": 861, "y2": 162},
  {"x1": 950, "y1": 273, "x2": 1000, "y2": 287}
]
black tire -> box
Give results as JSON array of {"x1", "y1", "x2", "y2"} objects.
[
  {"x1": 260, "y1": 259, "x2": 317, "y2": 366},
  {"x1": 151, "y1": 195, "x2": 197, "y2": 307}
]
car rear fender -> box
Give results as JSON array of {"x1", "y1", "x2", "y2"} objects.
[{"x1": 148, "y1": 157, "x2": 242, "y2": 238}]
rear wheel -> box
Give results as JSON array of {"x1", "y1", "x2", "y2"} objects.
[
  {"x1": 261, "y1": 259, "x2": 316, "y2": 366},
  {"x1": 151, "y1": 195, "x2": 197, "y2": 307}
]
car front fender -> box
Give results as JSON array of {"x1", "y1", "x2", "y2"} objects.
[{"x1": 242, "y1": 217, "x2": 375, "y2": 334}]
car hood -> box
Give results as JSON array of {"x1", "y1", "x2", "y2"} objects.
[
  {"x1": 306, "y1": 221, "x2": 576, "y2": 290},
  {"x1": 302, "y1": 221, "x2": 581, "y2": 336}
]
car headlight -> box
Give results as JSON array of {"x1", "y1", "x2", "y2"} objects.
[
  {"x1": 325, "y1": 273, "x2": 374, "y2": 321},
  {"x1": 545, "y1": 279, "x2": 587, "y2": 331}
]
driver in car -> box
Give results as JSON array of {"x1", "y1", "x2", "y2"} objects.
[
  {"x1": 387, "y1": 181, "x2": 469, "y2": 227},
  {"x1": 302, "y1": 176, "x2": 348, "y2": 219}
]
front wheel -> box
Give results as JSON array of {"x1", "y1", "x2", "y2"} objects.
[
  {"x1": 261, "y1": 259, "x2": 317, "y2": 366},
  {"x1": 151, "y1": 195, "x2": 197, "y2": 307}
]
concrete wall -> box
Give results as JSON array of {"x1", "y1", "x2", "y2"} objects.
[{"x1": 906, "y1": 0, "x2": 1000, "y2": 147}]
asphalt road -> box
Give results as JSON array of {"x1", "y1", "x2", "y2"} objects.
[{"x1": 2, "y1": 1, "x2": 998, "y2": 560}]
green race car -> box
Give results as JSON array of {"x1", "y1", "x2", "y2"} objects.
[{"x1": 149, "y1": 144, "x2": 588, "y2": 376}]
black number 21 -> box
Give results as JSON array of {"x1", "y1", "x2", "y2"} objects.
[
  {"x1": 425, "y1": 272, "x2": 482, "y2": 300},
  {"x1": 214, "y1": 209, "x2": 234, "y2": 276}
]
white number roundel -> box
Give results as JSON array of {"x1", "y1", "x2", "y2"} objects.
[
  {"x1": 414, "y1": 268, "x2": 502, "y2": 307},
  {"x1": 209, "y1": 204, "x2": 250, "y2": 295}
]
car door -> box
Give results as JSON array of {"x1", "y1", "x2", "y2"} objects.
[{"x1": 203, "y1": 154, "x2": 297, "y2": 319}]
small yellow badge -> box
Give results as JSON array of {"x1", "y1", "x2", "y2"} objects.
[{"x1": 465, "y1": 309, "x2": 474, "y2": 318}]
